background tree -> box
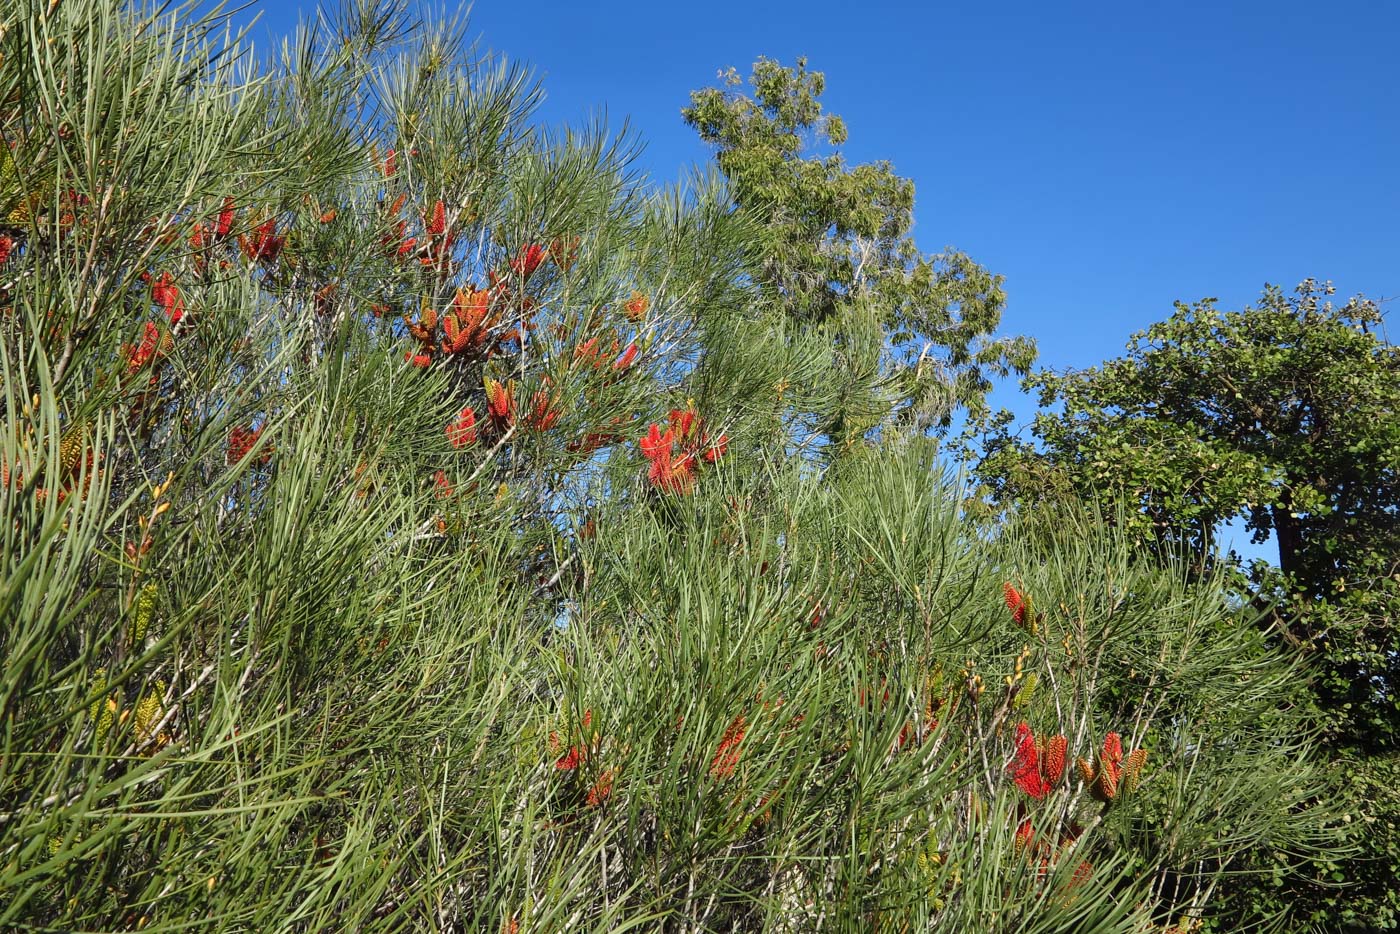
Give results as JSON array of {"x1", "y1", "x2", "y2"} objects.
[
  {"x1": 683, "y1": 58, "x2": 1036, "y2": 449},
  {"x1": 971, "y1": 279, "x2": 1400, "y2": 929}
]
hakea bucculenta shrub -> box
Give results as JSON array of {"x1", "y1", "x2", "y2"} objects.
[{"x1": 2, "y1": 5, "x2": 1351, "y2": 931}]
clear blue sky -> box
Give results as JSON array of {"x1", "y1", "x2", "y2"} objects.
[{"x1": 241, "y1": 1, "x2": 1397, "y2": 558}]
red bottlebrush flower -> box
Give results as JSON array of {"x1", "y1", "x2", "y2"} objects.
[
  {"x1": 509, "y1": 243, "x2": 545, "y2": 280},
  {"x1": 214, "y1": 197, "x2": 235, "y2": 239},
  {"x1": 585, "y1": 768, "x2": 615, "y2": 807},
  {"x1": 554, "y1": 745, "x2": 585, "y2": 770},
  {"x1": 432, "y1": 469, "x2": 454, "y2": 499},
  {"x1": 639, "y1": 423, "x2": 674, "y2": 462},
  {"x1": 397, "y1": 236, "x2": 417, "y2": 258},
  {"x1": 702, "y1": 433, "x2": 728, "y2": 463},
  {"x1": 447, "y1": 407, "x2": 477, "y2": 448},
  {"x1": 382, "y1": 148, "x2": 397, "y2": 178},
  {"x1": 1003, "y1": 582, "x2": 1029, "y2": 627},
  {"x1": 485, "y1": 377, "x2": 516, "y2": 429},
  {"x1": 189, "y1": 222, "x2": 209, "y2": 250},
  {"x1": 425, "y1": 200, "x2": 445, "y2": 236},
  {"x1": 150, "y1": 272, "x2": 184, "y2": 324},
  {"x1": 612, "y1": 342, "x2": 638, "y2": 371},
  {"x1": 240, "y1": 218, "x2": 283, "y2": 263},
  {"x1": 623, "y1": 290, "x2": 649, "y2": 321},
  {"x1": 548, "y1": 235, "x2": 579, "y2": 270},
  {"x1": 0, "y1": 234, "x2": 13, "y2": 265},
  {"x1": 319, "y1": 208, "x2": 337, "y2": 224},
  {"x1": 709, "y1": 714, "x2": 747, "y2": 779},
  {"x1": 1010, "y1": 721, "x2": 1051, "y2": 799},
  {"x1": 227, "y1": 425, "x2": 268, "y2": 465},
  {"x1": 124, "y1": 321, "x2": 162, "y2": 372},
  {"x1": 650, "y1": 450, "x2": 696, "y2": 494},
  {"x1": 405, "y1": 351, "x2": 432, "y2": 369}
]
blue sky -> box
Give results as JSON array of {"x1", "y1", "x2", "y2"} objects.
[{"x1": 240, "y1": 1, "x2": 1396, "y2": 559}]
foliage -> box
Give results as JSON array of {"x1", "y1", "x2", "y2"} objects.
[
  {"x1": 683, "y1": 58, "x2": 1036, "y2": 447},
  {"x1": 0, "y1": 2, "x2": 1358, "y2": 930},
  {"x1": 971, "y1": 280, "x2": 1400, "y2": 747}
]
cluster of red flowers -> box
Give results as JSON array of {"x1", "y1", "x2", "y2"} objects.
[
  {"x1": 226, "y1": 425, "x2": 271, "y2": 466},
  {"x1": 149, "y1": 271, "x2": 185, "y2": 324},
  {"x1": 638, "y1": 407, "x2": 727, "y2": 494},
  {"x1": 122, "y1": 321, "x2": 173, "y2": 375},
  {"x1": 571, "y1": 335, "x2": 638, "y2": 374},
  {"x1": 1009, "y1": 722, "x2": 1068, "y2": 800},
  {"x1": 0, "y1": 234, "x2": 14, "y2": 265},
  {"x1": 446, "y1": 407, "x2": 478, "y2": 448},
  {"x1": 550, "y1": 709, "x2": 614, "y2": 806},
  {"x1": 238, "y1": 217, "x2": 284, "y2": 264},
  {"x1": 1076, "y1": 731, "x2": 1147, "y2": 802},
  {"x1": 709, "y1": 714, "x2": 748, "y2": 779}
]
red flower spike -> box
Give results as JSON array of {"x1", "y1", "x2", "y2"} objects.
[
  {"x1": 227, "y1": 425, "x2": 270, "y2": 465},
  {"x1": 612, "y1": 342, "x2": 638, "y2": 371},
  {"x1": 447, "y1": 407, "x2": 477, "y2": 448},
  {"x1": 668, "y1": 408, "x2": 697, "y2": 441},
  {"x1": 639, "y1": 423, "x2": 674, "y2": 462},
  {"x1": 509, "y1": 243, "x2": 545, "y2": 280},
  {"x1": 214, "y1": 197, "x2": 235, "y2": 239},
  {"x1": 405, "y1": 352, "x2": 432, "y2": 369},
  {"x1": 1015, "y1": 819, "x2": 1036, "y2": 854},
  {"x1": 432, "y1": 469, "x2": 454, "y2": 499},
  {"x1": 525, "y1": 387, "x2": 561, "y2": 431},
  {"x1": 425, "y1": 200, "x2": 445, "y2": 236},
  {"x1": 709, "y1": 714, "x2": 747, "y2": 779},
  {"x1": 703, "y1": 433, "x2": 728, "y2": 463},
  {"x1": 397, "y1": 237, "x2": 417, "y2": 258},
  {"x1": 586, "y1": 768, "x2": 615, "y2": 807},
  {"x1": 1010, "y1": 721, "x2": 1051, "y2": 799},
  {"x1": 1003, "y1": 582, "x2": 1030, "y2": 628},
  {"x1": 151, "y1": 272, "x2": 184, "y2": 324},
  {"x1": 382, "y1": 149, "x2": 397, "y2": 178}
]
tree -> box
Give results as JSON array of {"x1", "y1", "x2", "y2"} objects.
[
  {"x1": 683, "y1": 58, "x2": 1035, "y2": 448},
  {"x1": 975, "y1": 280, "x2": 1399, "y2": 747},
  {"x1": 971, "y1": 280, "x2": 1400, "y2": 929}
]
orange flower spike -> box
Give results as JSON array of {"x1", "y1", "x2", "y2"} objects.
[
  {"x1": 319, "y1": 208, "x2": 337, "y2": 224},
  {"x1": 1042, "y1": 734, "x2": 1068, "y2": 785},
  {"x1": 623, "y1": 290, "x2": 649, "y2": 321},
  {"x1": 405, "y1": 351, "x2": 432, "y2": 368},
  {"x1": 388, "y1": 192, "x2": 407, "y2": 216},
  {"x1": 485, "y1": 378, "x2": 516, "y2": 429},
  {"x1": 1122, "y1": 748, "x2": 1148, "y2": 793},
  {"x1": 382, "y1": 148, "x2": 397, "y2": 178}
]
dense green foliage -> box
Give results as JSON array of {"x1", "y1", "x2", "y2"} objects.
[
  {"x1": 971, "y1": 281, "x2": 1400, "y2": 928},
  {"x1": 0, "y1": 2, "x2": 1385, "y2": 931}
]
